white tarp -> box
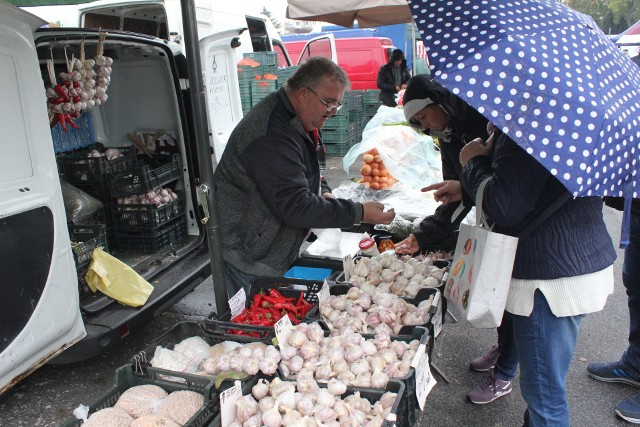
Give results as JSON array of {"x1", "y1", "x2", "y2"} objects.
[{"x1": 286, "y1": 0, "x2": 413, "y2": 28}]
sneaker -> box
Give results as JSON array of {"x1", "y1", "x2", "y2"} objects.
[
  {"x1": 587, "y1": 361, "x2": 640, "y2": 387},
  {"x1": 470, "y1": 345, "x2": 501, "y2": 372},
  {"x1": 467, "y1": 370, "x2": 512, "y2": 404},
  {"x1": 616, "y1": 394, "x2": 640, "y2": 423}
]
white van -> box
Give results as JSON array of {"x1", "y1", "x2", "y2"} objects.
[{"x1": 0, "y1": 0, "x2": 238, "y2": 394}]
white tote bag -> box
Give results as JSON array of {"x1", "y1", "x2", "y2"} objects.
[{"x1": 444, "y1": 178, "x2": 519, "y2": 328}]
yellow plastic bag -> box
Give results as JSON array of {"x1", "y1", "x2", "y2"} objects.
[{"x1": 85, "y1": 247, "x2": 154, "y2": 307}]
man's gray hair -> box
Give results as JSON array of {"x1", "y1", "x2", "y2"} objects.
[{"x1": 285, "y1": 57, "x2": 351, "y2": 93}]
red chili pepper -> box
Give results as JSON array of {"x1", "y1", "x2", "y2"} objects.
[
  {"x1": 58, "y1": 113, "x2": 67, "y2": 132},
  {"x1": 53, "y1": 84, "x2": 69, "y2": 101},
  {"x1": 253, "y1": 293, "x2": 262, "y2": 308},
  {"x1": 268, "y1": 288, "x2": 287, "y2": 299},
  {"x1": 273, "y1": 301, "x2": 298, "y2": 313},
  {"x1": 64, "y1": 114, "x2": 78, "y2": 129}
]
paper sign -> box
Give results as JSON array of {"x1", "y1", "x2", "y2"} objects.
[
  {"x1": 274, "y1": 314, "x2": 294, "y2": 348},
  {"x1": 343, "y1": 255, "x2": 353, "y2": 282},
  {"x1": 413, "y1": 345, "x2": 437, "y2": 410},
  {"x1": 318, "y1": 280, "x2": 330, "y2": 304},
  {"x1": 431, "y1": 291, "x2": 443, "y2": 338},
  {"x1": 220, "y1": 380, "x2": 242, "y2": 427},
  {"x1": 228, "y1": 288, "x2": 246, "y2": 319}
]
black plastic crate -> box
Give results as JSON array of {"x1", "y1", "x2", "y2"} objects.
[
  {"x1": 209, "y1": 374, "x2": 405, "y2": 427},
  {"x1": 69, "y1": 223, "x2": 108, "y2": 268},
  {"x1": 108, "y1": 157, "x2": 181, "y2": 198},
  {"x1": 204, "y1": 276, "x2": 322, "y2": 334},
  {"x1": 59, "y1": 364, "x2": 216, "y2": 427},
  {"x1": 132, "y1": 321, "x2": 273, "y2": 391},
  {"x1": 61, "y1": 145, "x2": 137, "y2": 186},
  {"x1": 111, "y1": 192, "x2": 184, "y2": 228},
  {"x1": 113, "y1": 216, "x2": 186, "y2": 253}
]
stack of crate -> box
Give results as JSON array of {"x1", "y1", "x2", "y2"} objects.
[
  {"x1": 276, "y1": 65, "x2": 298, "y2": 88},
  {"x1": 242, "y1": 52, "x2": 278, "y2": 108},
  {"x1": 237, "y1": 62, "x2": 261, "y2": 115},
  {"x1": 322, "y1": 102, "x2": 356, "y2": 157},
  {"x1": 346, "y1": 90, "x2": 364, "y2": 143},
  {"x1": 362, "y1": 89, "x2": 382, "y2": 131}
]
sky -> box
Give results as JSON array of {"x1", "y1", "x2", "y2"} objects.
[{"x1": 240, "y1": 0, "x2": 288, "y2": 22}]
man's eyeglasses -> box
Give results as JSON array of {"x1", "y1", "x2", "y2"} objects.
[{"x1": 305, "y1": 86, "x2": 343, "y2": 112}]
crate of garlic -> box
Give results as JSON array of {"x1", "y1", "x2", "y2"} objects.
[
  {"x1": 213, "y1": 374, "x2": 405, "y2": 427},
  {"x1": 60, "y1": 364, "x2": 215, "y2": 427},
  {"x1": 277, "y1": 322, "x2": 431, "y2": 427},
  {"x1": 344, "y1": 252, "x2": 448, "y2": 300},
  {"x1": 133, "y1": 322, "x2": 281, "y2": 390},
  {"x1": 311, "y1": 284, "x2": 437, "y2": 340}
]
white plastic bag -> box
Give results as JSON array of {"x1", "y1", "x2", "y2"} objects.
[{"x1": 343, "y1": 106, "x2": 442, "y2": 190}]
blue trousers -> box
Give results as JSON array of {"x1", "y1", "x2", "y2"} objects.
[
  {"x1": 494, "y1": 311, "x2": 519, "y2": 381},
  {"x1": 515, "y1": 290, "x2": 583, "y2": 427},
  {"x1": 621, "y1": 211, "x2": 640, "y2": 374}
]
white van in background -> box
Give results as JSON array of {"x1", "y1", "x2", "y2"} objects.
[{"x1": 23, "y1": 0, "x2": 292, "y2": 161}]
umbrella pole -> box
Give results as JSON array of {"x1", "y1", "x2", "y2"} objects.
[{"x1": 181, "y1": 0, "x2": 229, "y2": 317}]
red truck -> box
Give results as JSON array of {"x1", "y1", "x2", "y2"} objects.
[{"x1": 285, "y1": 35, "x2": 396, "y2": 90}]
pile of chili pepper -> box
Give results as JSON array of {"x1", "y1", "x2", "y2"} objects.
[{"x1": 230, "y1": 288, "x2": 314, "y2": 329}]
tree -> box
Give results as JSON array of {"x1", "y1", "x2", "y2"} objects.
[
  {"x1": 566, "y1": 0, "x2": 640, "y2": 34},
  {"x1": 608, "y1": 0, "x2": 640, "y2": 30},
  {"x1": 261, "y1": 6, "x2": 282, "y2": 31}
]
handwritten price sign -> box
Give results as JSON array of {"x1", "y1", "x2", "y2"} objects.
[
  {"x1": 318, "y1": 280, "x2": 330, "y2": 304},
  {"x1": 228, "y1": 288, "x2": 246, "y2": 319},
  {"x1": 274, "y1": 313, "x2": 294, "y2": 348},
  {"x1": 431, "y1": 291, "x2": 443, "y2": 338},
  {"x1": 220, "y1": 380, "x2": 242, "y2": 427},
  {"x1": 413, "y1": 345, "x2": 437, "y2": 410}
]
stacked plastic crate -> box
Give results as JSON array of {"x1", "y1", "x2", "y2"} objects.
[
  {"x1": 237, "y1": 61, "x2": 261, "y2": 115},
  {"x1": 245, "y1": 52, "x2": 278, "y2": 108},
  {"x1": 347, "y1": 90, "x2": 364, "y2": 143},
  {"x1": 276, "y1": 65, "x2": 298, "y2": 88},
  {"x1": 322, "y1": 100, "x2": 356, "y2": 157},
  {"x1": 362, "y1": 89, "x2": 382, "y2": 132}
]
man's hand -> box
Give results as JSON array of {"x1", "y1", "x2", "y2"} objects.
[
  {"x1": 362, "y1": 201, "x2": 395, "y2": 224},
  {"x1": 460, "y1": 134, "x2": 495, "y2": 167},
  {"x1": 422, "y1": 180, "x2": 462, "y2": 204},
  {"x1": 395, "y1": 234, "x2": 419, "y2": 254},
  {"x1": 322, "y1": 192, "x2": 335, "y2": 199}
]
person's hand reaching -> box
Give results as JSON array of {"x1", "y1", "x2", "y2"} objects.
[
  {"x1": 362, "y1": 201, "x2": 395, "y2": 224},
  {"x1": 422, "y1": 180, "x2": 462, "y2": 204},
  {"x1": 395, "y1": 234, "x2": 419, "y2": 254}
]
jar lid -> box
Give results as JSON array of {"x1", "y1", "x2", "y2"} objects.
[{"x1": 358, "y1": 237, "x2": 376, "y2": 250}]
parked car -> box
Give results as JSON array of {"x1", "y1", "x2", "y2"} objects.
[
  {"x1": 285, "y1": 35, "x2": 396, "y2": 90},
  {"x1": 0, "y1": 0, "x2": 235, "y2": 394}
]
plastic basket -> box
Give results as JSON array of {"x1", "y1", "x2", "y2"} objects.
[
  {"x1": 69, "y1": 223, "x2": 108, "y2": 267},
  {"x1": 61, "y1": 145, "x2": 137, "y2": 186},
  {"x1": 237, "y1": 65, "x2": 262, "y2": 81},
  {"x1": 51, "y1": 112, "x2": 95, "y2": 154},
  {"x1": 111, "y1": 192, "x2": 184, "y2": 228},
  {"x1": 362, "y1": 89, "x2": 382, "y2": 103},
  {"x1": 132, "y1": 321, "x2": 272, "y2": 391},
  {"x1": 323, "y1": 114, "x2": 351, "y2": 128},
  {"x1": 325, "y1": 140, "x2": 355, "y2": 156},
  {"x1": 108, "y1": 157, "x2": 181, "y2": 197},
  {"x1": 204, "y1": 276, "x2": 323, "y2": 334},
  {"x1": 208, "y1": 375, "x2": 405, "y2": 427},
  {"x1": 59, "y1": 364, "x2": 216, "y2": 427},
  {"x1": 113, "y1": 216, "x2": 186, "y2": 253},
  {"x1": 242, "y1": 51, "x2": 277, "y2": 67}
]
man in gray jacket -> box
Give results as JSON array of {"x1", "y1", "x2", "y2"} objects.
[{"x1": 214, "y1": 57, "x2": 394, "y2": 297}]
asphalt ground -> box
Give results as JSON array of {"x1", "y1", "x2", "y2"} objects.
[{"x1": 0, "y1": 156, "x2": 633, "y2": 426}]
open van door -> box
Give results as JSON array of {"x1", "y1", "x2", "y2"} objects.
[
  {"x1": 297, "y1": 33, "x2": 337, "y2": 64},
  {"x1": 0, "y1": 3, "x2": 85, "y2": 394},
  {"x1": 200, "y1": 28, "x2": 245, "y2": 162}
]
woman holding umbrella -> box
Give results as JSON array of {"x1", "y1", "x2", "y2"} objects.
[{"x1": 459, "y1": 130, "x2": 616, "y2": 426}]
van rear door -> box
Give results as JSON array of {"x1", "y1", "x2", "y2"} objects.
[
  {"x1": 0, "y1": 4, "x2": 85, "y2": 395},
  {"x1": 297, "y1": 33, "x2": 337, "y2": 64},
  {"x1": 200, "y1": 28, "x2": 245, "y2": 162}
]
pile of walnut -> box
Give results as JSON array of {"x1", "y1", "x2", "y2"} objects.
[{"x1": 348, "y1": 252, "x2": 447, "y2": 298}]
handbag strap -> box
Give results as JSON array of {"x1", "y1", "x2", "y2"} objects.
[
  {"x1": 517, "y1": 191, "x2": 572, "y2": 239},
  {"x1": 474, "y1": 177, "x2": 572, "y2": 239}
]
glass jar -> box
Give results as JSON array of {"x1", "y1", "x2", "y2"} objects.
[
  {"x1": 377, "y1": 235, "x2": 395, "y2": 253},
  {"x1": 358, "y1": 236, "x2": 380, "y2": 256}
]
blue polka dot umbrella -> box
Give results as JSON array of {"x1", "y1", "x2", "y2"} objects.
[
  {"x1": 409, "y1": 0, "x2": 640, "y2": 244},
  {"x1": 409, "y1": 0, "x2": 640, "y2": 197}
]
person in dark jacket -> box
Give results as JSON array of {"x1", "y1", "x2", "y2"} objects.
[
  {"x1": 376, "y1": 48, "x2": 411, "y2": 107},
  {"x1": 395, "y1": 75, "x2": 518, "y2": 406},
  {"x1": 587, "y1": 198, "x2": 640, "y2": 423},
  {"x1": 214, "y1": 57, "x2": 394, "y2": 298},
  {"x1": 459, "y1": 132, "x2": 616, "y2": 426}
]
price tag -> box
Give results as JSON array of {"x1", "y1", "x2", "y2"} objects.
[
  {"x1": 220, "y1": 380, "x2": 242, "y2": 427},
  {"x1": 318, "y1": 279, "x2": 330, "y2": 304},
  {"x1": 431, "y1": 291, "x2": 443, "y2": 338},
  {"x1": 274, "y1": 314, "x2": 294, "y2": 348},
  {"x1": 414, "y1": 346, "x2": 437, "y2": 410},
  {"x1": 228, "y1": 288, "x2": 246, "y2": 319},
  {"x1": 342, "y1": 255, "x2": 353, "y2": 282}
]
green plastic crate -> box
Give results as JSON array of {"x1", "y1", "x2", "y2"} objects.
[
  {"x1": 362, "y1": 89, "x2": 382, "y2": 103},
  {"x1": 59, "y1": 364, "x2": 216, "y2": 427},
  {"x1": 323, "y1": 114, "x2": 351, "y2": 128}
]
